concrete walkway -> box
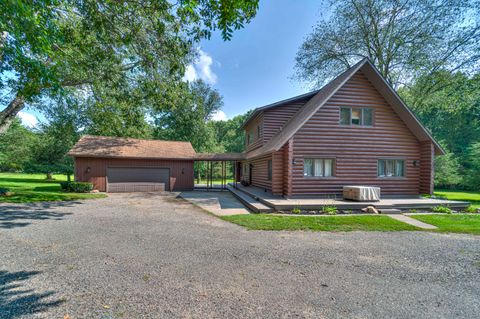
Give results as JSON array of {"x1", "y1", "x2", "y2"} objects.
[
  {"x1": 387, "y1": 214, "x2": 438, "y2": 229},
  {"x1": 179, "y1": 191, "x2": 250, "y2": 216}
]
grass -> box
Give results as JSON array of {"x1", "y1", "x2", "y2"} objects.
[
  {"x1": 0, "y1": 172, "x2": 106, "y2": 203},
  {"x1": 434, "y1": 190, "x2": 480, "y2": 209},
  {"x1": 221, "y1": 214, "x2": 419, "y2": 232},
  {"x1": 411, "y1": 214, "x2": 480, "y2": 235}
]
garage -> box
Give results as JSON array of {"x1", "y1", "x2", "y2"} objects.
[
  {"x1": 107, "y1": 167, "x2": 170, "y2": 192},
  {"x1": 69, "y1": 135, "x2": 196, "y2": 192}
]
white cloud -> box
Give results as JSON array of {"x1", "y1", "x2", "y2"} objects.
[
  {"x1": 18, "y1": 111, "x2": 38, "y2": 128},
  {"x1": 183, "y1": 50, "x2": 218, "y2": 85},
  {"x1": 211, "y1": 110, "x2": 227, "y2": 121}
]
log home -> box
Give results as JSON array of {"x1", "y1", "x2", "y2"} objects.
[{"x1": 239, "y1": 58, "x2": 443, "y2": 197}]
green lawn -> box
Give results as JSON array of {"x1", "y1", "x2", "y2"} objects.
[
  {"x1": 0, "y1": 173, "x2": 106, "y2": 203},
  {"x1": 221, "y1": 214, "x2": 419, "y2": 232},
  {"x1": 410, "y1": 214, "x2": 480, "y2": 235},
  {"x1": 434, "y1": 190, "x2": 480, "y2": 209}
]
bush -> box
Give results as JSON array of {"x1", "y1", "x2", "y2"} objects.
[
  {"x1": 464, "y1": 206, "x2": 478, "y2": 214},
  {"x1": 0, "y1": 187, "x2": 14, "y2": 197},
  {"x1": 59, "y1": 181, "x2": 93, "y2": 193},
  {"x1": 291, "y1": 207, "x2": 302, "y2": 214},
  {"x1": 432, "y1": 205, "x2": 453, "y2": 214},
  {"x1": 322, "y1": 205, "x2": 337, "y2": 215}
]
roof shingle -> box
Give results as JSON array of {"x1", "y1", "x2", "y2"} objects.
[{"x1": 68, "y1": 135, "x2": 196, "y2": 160}]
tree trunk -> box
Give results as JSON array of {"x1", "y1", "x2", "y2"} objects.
[
  {"x1": 46, "y1": 172, "x2": 53, "y2": 180},
  {"x1": 0, "y1": 95, "x2": 26, "y2": 134},
  {"x1": 67, "y1": 174, "x2": 71, "y2": 181}
]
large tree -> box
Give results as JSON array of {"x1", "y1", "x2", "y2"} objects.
[
  {"x1": 153, "y1": 79, "x2": 223, "y2": 153},
  {"x1": 294, "y1": 0, "x2": 479, "y2": 94},
  {"x1": 0, "y1": 0, "x2": 259, "y2": 133}
]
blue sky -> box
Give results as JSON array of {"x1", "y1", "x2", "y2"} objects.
[
  {"x1": 12, "y1": 0, "x2": 324, "y2": 126},
  {"x1": 192, "y1": 0, "x2": 324, "y2": 120}
]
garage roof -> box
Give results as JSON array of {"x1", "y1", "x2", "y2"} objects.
[{"x1": 68, "y1": 135, "x2": 196, "y2": 160}]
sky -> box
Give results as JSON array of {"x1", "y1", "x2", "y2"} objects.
[
  {"x1": 12, "y1": 0, "x2": 325, "y2": 127},
  {"x1": 188, "y1": 0, "x2": 324, "y2": 121}
]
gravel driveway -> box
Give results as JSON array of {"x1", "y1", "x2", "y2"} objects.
[{"x1": 1, "y1": 193, "x2": 479, "y2": 318}]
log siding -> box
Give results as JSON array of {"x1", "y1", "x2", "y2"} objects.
[{"x1": 290, "y1": 71, "x2": 422, "y2": 196}]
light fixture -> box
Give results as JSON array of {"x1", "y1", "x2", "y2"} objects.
[
  {"x1": 86, "y1": 166, "x2": 91, "y2": 173},
  {"x1": 292, "y1": 158, "x2": 297, "y2": 165},
  {"x1": 413, "y1": 160, "x2": 419, "y2": 167}
]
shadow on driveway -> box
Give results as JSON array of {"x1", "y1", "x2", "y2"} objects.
[
  {"x1": 0, "y1": 202, "x2": 77, "y2": 229},
  {"x1": 0, "y1": 270, "x2": 64, "y2": 319}
]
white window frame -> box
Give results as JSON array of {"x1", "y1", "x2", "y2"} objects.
[
  {"x1": 377, "y1": 159, "x2": 405, "y2": 178},
  {"x1": 340, "y1": 107, "x2": 373, "y2": 126},
  {"x1": 303, "y1": 158, "x2": 335, "y2": 177}
]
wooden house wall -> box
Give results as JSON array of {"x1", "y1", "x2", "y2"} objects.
[{"x1": 290, "y1": 71, "x2": 423, "y2": 196}]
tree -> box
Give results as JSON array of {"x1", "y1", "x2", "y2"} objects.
[
  {"x1": 434, "y1": 152, "x2": 462, "y2": 189},
  {"x1": 0, "y1": 0, "x2": 259, "y2": 133},
  {"x1": 0, "y1": 118, "x2": 38, "y2": 171},
  {"x1": 209, "y1": 112, "x2": 250, "y2": 153},
  {"x1": 294, "y1": 0, "x2": 480, "y2": 94},
  {"x1": 464, "y1": 142, "x2": 480, "y2": 190},
  {"x1": 400, "y1": 71, "x2": 480, "y2": 155},
  {"x1": 153, "y1": 80, "x2": 224, "y2": 153}
]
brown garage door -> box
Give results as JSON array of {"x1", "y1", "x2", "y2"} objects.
[{"x1": 107, "y1": 167, "x2": 170, "y2": 192}]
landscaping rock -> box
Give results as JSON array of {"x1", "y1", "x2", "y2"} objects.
[{"x1": 362, "y1": 206, "x2": 379, "y2": 214}]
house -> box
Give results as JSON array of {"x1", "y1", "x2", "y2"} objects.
[
  {"x1": 69, "y1": 58, "x2": 443, "y2": 197},
  {"x1": 238, "y1": 58, "x2": 443, "y2": 197}
]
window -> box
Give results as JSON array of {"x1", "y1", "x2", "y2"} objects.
[
  {"x1": 246, "y1": 131, "x2": 254, "y2": 145},
  {"x1": 257, "y1": 125, "x2": 261, "y2": 138},
  {"x1": 339, "y1": 107, "x2": 373, "y2": 126},
  {"x1": 303, "y1": 158, "x2": 334, "y2": 177},
  {"x1": 267, "y1": 159, "x2": 272, "y2": 181},
  {"x1": 378, "y1": 159, "x2": 405, "y2": 177}
]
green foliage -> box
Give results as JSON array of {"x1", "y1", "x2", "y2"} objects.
[
  {"x1": 209, "y1": 112, "x2": 250, "y2": 152},
  {"x1": 0, "y1": 0, "x2": 258, "y2": 132},
  {"x1": 295, "y1": 0, "x2": 479, "y2": 89},
  {"x1": 322, "y1": 205, "x2": 337, "y2": 215},
  {"x1": 291, "y1": 207, "x2": 302, "y2": 214},
  {"x1": 434, "y1": 151, "x2": 463, "y2": 189},
  {"x1": 0, "y1": 187, "x2": 11, "y2": 195},
  {"x1": 432, "y1": 205, "x2": 453, "y2": 214},
  {"x1": 464, "y1": 206, "x2": 478, "y2": 213},
  {"x1": 60, "y1": 181, "x2": 93, "y2": 193},
  {"x1": 0, "y1": 119, "x2": 38, "y2": 171}
]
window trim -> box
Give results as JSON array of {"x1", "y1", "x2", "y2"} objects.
[
  {"x1": 377, "y1": 159, "x2": 406, "y2": 178},
  {"x1": 303, "y1": 157, "x2": 336, "y2": 178},
  {"x1": 339, "y1": 107, "x2": 374, "y2": 126}
]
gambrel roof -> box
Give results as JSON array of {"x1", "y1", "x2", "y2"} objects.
[{"x1": 246, "y1": 58, "x2": 444, "y2": 159}]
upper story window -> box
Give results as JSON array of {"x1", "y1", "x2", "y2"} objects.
[
  {"x1": 257, "y1": 125, "x2": 261, "y2": 138},
  {"x1": 304, "y1": 158, "x2": 334, "y2": 177},
  {"x1": 248, "y1": 130, "x2": 254, "y2": 144},
  {"x1": 378, "y1": 159, "x2": 405, "y2": 177},
  {"x1": 340, "y1": 107, "x2": 373, "y2": 126}
]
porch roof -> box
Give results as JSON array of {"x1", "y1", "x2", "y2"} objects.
[{"x1": 195, "y1": 152, "x2": 245, "y2": 161}]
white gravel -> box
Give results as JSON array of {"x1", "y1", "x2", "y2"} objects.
[{"x1": 1, "y1": 192, "x2": 479, "y2": 318}]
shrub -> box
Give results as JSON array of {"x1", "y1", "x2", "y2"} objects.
[
  {"x1": 464, "y1": 206, "x2": 478, "y2": 214},
  {"x1": 59, "y1": 181, "x2": 93, "y2": 193},
  {"x1": 291, "y1": 207, "x2": 302, "y2": 214},
  {"x1": 432, "y1": 205, "x2": 453, "y2": 214},
  {"x1": 322, "y1": 205, "x2": 337, "y2": 215}
]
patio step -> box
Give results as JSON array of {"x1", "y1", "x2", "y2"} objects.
[{"x1": 227, "y1": 185, "x2": 273, "y2": 213}]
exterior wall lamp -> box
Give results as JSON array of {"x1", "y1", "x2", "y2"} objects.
[
  {"x1": 413, "y1": 160, "x2": 419, "y2": 167},
  {"x1": 85, "y1": 166, "x2": 91, "y2": 174}
]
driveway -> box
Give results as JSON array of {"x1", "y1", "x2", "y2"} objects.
[{"x1": 1, "y1": 193, "x2": 479, "y2": 318}]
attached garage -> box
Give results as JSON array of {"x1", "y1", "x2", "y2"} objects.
[{"x1": 68, "y1": 136, "x2": 195, "y2": 192}]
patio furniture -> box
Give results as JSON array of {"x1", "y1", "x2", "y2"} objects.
[{"x1": 343, "y1": 186, "x2": 380, "y2": 201}]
